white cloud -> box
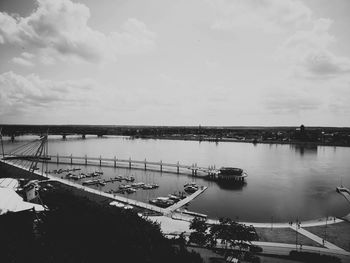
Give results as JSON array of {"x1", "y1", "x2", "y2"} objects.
[
  {"x1": 12, "y1": 57, "x2": 34, "y2": 67},
  {"x1": 21, "y1": 52, "x2": 35, "y2": 60},
  {"x1": 210, "y1": 0, "x2": 312, "y2": 33},
  {"x1": 0, "y1": 71, "x2": 98, "y2": 119},
  {"x1": 0, "y1": 0, "x2": 156, "y2": 64},
  {"x1": 279, "y1": 18, "x2": 350, "y2": 78},
  {"x1": 11, "y1": 52, "x2": 36, "y2": 67}
]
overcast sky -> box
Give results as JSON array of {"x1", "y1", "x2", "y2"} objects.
[{"x1": 0, "y1": 0, "x2": 349, "y2": 126}]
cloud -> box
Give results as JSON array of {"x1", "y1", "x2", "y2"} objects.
[
  {"x1": 11, "y1": 52, "x2": 36, "y2": 67},
  {"x1": 279, "y1": 18, "x2": 350, "y2": 78},
  {"x1": 209, "y1": 0, "x2": 350, "y2": 78},
  {"x1": 21, "y1": 52, "x2": 35, "y2": 59},
  {"x1": 210, "y1": 0, "x2": 312, "y2": 33},
  {"x1": 12, "y1": 57, "x2": 34, "y2": 67},
  {"x1": 0, "y1": 0, "x2": 156, "y2": 64},
  {"x1": 0, "y1": 71, "x2": 98, "y2": 119},
  {"x1": 303, "y1": 50, "x2": 350, "y2": 77},
  {"x1": 265, "y1": 94, "x2": 320, "y2": 113}
]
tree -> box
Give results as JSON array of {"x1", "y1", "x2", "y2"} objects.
[
  {"x1": 209, "y1": 218, "x2": 259, "y2": 257},
  {"x1": 188, "y1": 217, "x2": 259, "y2": 259},
  {"x1": 189, "y1": 217, "x2": 209, "y2": 246}
]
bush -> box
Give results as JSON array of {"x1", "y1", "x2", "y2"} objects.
[{"x1": 249, "y1": 245, "x2": 263, "y2": 253}]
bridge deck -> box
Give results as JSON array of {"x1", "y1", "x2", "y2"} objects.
[{"x1": 4, "y1": 154, "x2": 219, "y2": 176}]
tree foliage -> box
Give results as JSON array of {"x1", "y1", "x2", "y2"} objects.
[
  {"x1": 0, "y1": 183, "x2": 203, "y2": 263},
  {"x1": 189, "y1": 217, "x2": 259, "y2": 252}
]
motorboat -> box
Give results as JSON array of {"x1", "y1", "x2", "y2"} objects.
[
  {"x1": 125, "y1": 188, "x2": 136, "y2": 194},
  {"x1": 149, "y1": 197, "x2": 175, "y2": 208},
  {"x1": 184, "y1": 185, "x2": 198, "y2": 193}
]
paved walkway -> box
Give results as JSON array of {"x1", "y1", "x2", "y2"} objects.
[
  {"x1": 293, "y1": 226, "x2": 344, "y2": 250},
  {"x1": 147, "y1": 215, "x2": 350, "y2": 257}
]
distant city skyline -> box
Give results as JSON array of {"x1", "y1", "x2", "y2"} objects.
[{"x1": 1, "y1": 0, "x2": 350, "y2": 126}]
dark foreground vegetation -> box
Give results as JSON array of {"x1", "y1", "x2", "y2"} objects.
[
  {"x1": 2, "y1": 124, "x2": 350, "y2": 146},
  {"x1": 0, "y1": 182, "x2": 202, "y2": 263},
  {"x1": 289, "y1": 250, "x2": 341, "y2": 263}
]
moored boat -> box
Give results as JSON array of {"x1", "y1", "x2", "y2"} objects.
[
  {"x1": 149, "y1": 197, "x2": 174, "y2": 208},
  {"x1": 184, "y1": 185, "x2": 198, "y2": 193}
]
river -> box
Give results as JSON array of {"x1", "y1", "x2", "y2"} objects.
[{"x1": 2, "y1": 135, "x2": 350, "y2": 222}]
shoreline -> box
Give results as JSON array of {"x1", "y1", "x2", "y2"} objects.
[
  {"x1": 137, "y1": 135, "x2": 350, "y2": 148},
  {"x1": 1, "y1": 159, "x2": 348, "y2": 226}
]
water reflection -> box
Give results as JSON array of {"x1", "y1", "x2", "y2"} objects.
[
  {"x1": 290, "y1": 144, "x2": 318, "y2": 156},
  {"x1": 215, "y1": 180, "x2": 247, "y2": 191}
]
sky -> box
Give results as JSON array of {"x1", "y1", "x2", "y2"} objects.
[{"x1": 0, "y1": 0, "x2": 350, "y2": 126}]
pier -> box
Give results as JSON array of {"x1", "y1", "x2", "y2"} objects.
[
  {"x1": 4, "y1": 153, "x2": 219, "y2": 177},
  {"x1": 164, "y1": 186, "x2": 207, "y2": 213}
]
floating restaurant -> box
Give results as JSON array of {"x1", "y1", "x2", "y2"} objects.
[{"x1": 208, "y1": 167, "x2": 248, "y2": 183}]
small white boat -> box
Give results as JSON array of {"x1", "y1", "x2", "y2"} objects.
[{"x1": 110, "y1": 201, "x2": 125, "y2": 208}]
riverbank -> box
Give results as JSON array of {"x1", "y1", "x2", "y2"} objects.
[{"x1": 138, "y1": 135, "x2": 350, "y2": 148}]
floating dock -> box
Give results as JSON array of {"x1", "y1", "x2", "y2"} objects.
[{"x1": 163, "y1": 186, "x2": 207, "y2": 213}]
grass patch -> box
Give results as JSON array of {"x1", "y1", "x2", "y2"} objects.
[
  {"x1": 256, "y1": 228, "x2": 322, "y2": 247},
  {"x1": 305, "y1": 221, "x2": 350, "y2": 251}
]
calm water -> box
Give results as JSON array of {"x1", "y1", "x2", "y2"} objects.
[{"x1": 2, "y1": 135, "x2": 350, "y2": 222}]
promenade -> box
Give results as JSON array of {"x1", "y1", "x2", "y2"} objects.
[{"x1": 148, "y1": 214, "x2": 350, "y2": 258}]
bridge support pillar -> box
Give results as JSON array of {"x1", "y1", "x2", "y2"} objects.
[
  {"x1": 11, "y1": 134, "x2": 15, "y2": 142},
  {"x1": 70, "y1": 154, "x2": 73, "y2": 165},
  {"x1": 160, "y1": 160, "x2": 162, "y2": 172},
  {"x1": 85, "y1": 155, "x2": 87, "y2": 165},
  {"x1": 99, "y1": 155, "x2": 101, "y2": 167},
  {"x1": 177, "y1": 161, "x2": 179, "y2": 174},
  {"x1": 82, "y1": 134, "x2": 86, "y2": 139},
  {"x1": 144, "y1": 159, "x2": 147, "y2": 170},
  {"x1": 195, "y1": 163, "x2": 197, "y2": 176},
  {"x1": 62, "y1": 134, "x2": 66, "y2": 140},
  {"x1": 57, "y1": 153, "x2": 59, "y2": 164},
  {"x1": 129, "y1": 157, "x2": 131, "y2": 169},
  {"x1": 114, "y1": 156, "x2": 117, "y2": 168}
]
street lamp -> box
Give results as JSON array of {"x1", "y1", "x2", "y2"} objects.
[
  {"x1": 324, "y1": 216, "x2": 328, "y2": 245},
  {"x1": 271, "y1": 216, "x2": 273, "y2": 230},
  {"x1": 295, "y1": 217, "x2": 299, "y2": 250}
]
